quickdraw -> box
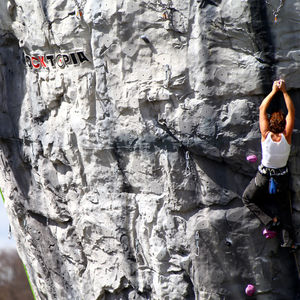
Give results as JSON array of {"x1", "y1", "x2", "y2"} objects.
[
  {"x1": 265, "y1": 0, "x2": 286, "y2": 23},
  {"x1": 73, "y1": 0, "x2": 87, "y2": 18},
  {"x1": 185, "y1": 151, "x2": 191, "y2": 175},
  {"x1": 195, "y1": 231, "x2": 200, "y2": 256},
  {"x1": 8, "y1": 224, "x2": 12, "y2": 239}
]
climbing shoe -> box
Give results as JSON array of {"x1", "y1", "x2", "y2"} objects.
[
  {"x1": 266, "y1": 217, "x2": 280, "y2": 231},
  {"x1": 281, "y1": 244, "x2": 298, "y2": 253}
]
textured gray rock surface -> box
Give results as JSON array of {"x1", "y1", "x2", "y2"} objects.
[{"x1": 0, "y1": 0, "x2": 300, "y2": 299}]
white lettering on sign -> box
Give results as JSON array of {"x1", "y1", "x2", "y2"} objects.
[{"x1": 24, "y1": 51, "x2": 90, "y2": 69}]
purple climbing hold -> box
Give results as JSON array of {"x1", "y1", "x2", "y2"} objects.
[
  {"x1": 245, "y1": 284, "x2": 255, "y2": 296},
  {"x1": 263, "y1": 228, "x2": 277, "y2": 239},
  {"x1": 246, "y1": 154, "x2": 257, "y2": 163}
]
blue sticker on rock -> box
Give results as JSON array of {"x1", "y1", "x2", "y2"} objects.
[{"x1": 24, "y1": 51, "x2": 90, "y2": 69}]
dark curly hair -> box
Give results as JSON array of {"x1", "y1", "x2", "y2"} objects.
[{"x1": 269, "y1": 111, "x2": 286, "y2": 133}]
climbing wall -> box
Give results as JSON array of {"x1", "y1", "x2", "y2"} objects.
[{"x1": 0, "y1": 0, "x2": 300, "y2": 299}]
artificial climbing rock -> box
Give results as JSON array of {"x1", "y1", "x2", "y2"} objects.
[{"x1": 0, "y1": 0, "x2": 300, "y2": 299}]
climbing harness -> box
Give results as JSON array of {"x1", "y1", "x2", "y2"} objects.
[
  {"x1": 265, "y1": 0, "x2": 286, "y2": 23},
  {"x1": 258, "y1": 164, "x2": 288, "y2": 194},
  {"x1": 195, "y1": 231, "x2": 200, "y2": 256},
  {"x1": 258, "y1": 164, "x2": 288, "y2": 176}
]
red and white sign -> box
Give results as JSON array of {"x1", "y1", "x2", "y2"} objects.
[{"x1": 24, "y1": 51, "x2": 90, "y2": 69}]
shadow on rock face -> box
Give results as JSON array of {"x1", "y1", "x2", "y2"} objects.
[{"x1": 0, "y1": 33, "x2": 31, "y2": 199}]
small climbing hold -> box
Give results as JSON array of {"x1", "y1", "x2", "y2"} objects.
[
  {"x1": 246, "y1": 154, "x2": 257, "y2": 163},
  {"x1": 245, "y1": 284, "x2": 255, "y2": 296},
  {"x1": 140, "y1": 35, "x2": 150, "y2": 44},
  {"x1": 225, "y1": 237, "x2": 232, "y2": 247},
  {"x1": 263, "y1": 228, "x2": 277, "y2": 239}
]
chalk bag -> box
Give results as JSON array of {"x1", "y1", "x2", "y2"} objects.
[{"x1": 269, "y1": 177, "x2": 277, "y2": 194}]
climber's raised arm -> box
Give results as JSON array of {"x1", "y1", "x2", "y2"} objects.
[
  {"x1": 278, "y1": 80, "x2": 295, "y2": 144},
  {"x1": 259, "y1": 81, "x2": 280, "y2": 139}
]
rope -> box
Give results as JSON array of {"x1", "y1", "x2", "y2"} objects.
[{"x1": 24, "y1": 265, "x2": 37, "y2": 300}]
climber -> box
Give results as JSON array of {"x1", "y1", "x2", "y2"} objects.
[{"x1": 242, "y1": 79, "x2": 297, "y2": 249}]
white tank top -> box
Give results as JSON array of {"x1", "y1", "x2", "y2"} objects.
[{"x1": 261, "y1": 132, "x2": 291, "y2": 168}]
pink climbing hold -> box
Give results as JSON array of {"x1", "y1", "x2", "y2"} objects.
[
  {"x1": 245, "y1": 284, "x2": 255, "y2": 296},
  {"x1": 246, "y1": 154, "x2": 257, "y2": 163},
  {"x1": 263, "y1": 228, "x2": 277, "y2": 239}
]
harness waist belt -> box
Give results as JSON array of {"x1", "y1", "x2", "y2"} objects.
[{"x1": 258, "y1": 164, "x2": 288, "y2": 176}]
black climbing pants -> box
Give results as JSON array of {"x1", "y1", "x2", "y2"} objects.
[{"x1": 242, "y1": 170, "x2": 294, "y2": 245}]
